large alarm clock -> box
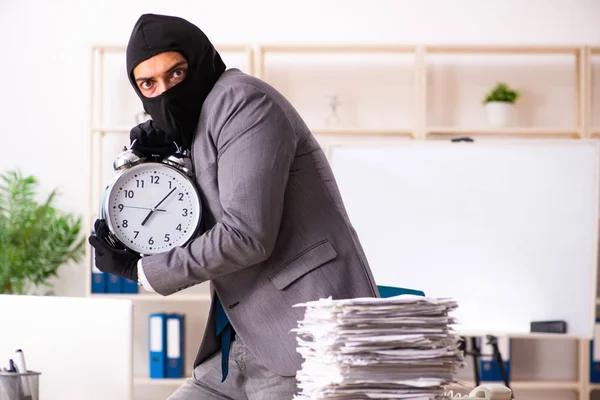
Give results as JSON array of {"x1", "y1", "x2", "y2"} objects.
[{"x1": 100, "y1": 146, "x2": 202, "y2": 255}]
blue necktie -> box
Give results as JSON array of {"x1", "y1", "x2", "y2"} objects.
[{"x1": 214, "y1": 296, "x2": 231, "y2": 382}]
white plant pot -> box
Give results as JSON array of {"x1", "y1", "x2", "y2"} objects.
[{"x1": 485, "y1": 101, "x2": 514, "y2": 128}]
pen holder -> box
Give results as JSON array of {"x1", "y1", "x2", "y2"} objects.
[{"x1": 0, "y1": 371, "x2": 41, "y2": 400}]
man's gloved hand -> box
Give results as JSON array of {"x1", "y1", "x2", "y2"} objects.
[
  {"x1": 129, "y1": 120, "x2": 178, "y2": 158},
  {"x1": 88, "y1": 219, "x2": 139, "y2": 282}
]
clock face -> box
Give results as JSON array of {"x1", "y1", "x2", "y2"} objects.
[{"x1": 103, "y1": 163, "x2": 202, "y2": 255}]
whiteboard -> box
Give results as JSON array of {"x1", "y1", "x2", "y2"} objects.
[
  {"x1": 328, "y1": 140, "x2": 599, "y2": 338},
  {"x1": 0, "y1": 295, "x2": 133, "y2": 400}
]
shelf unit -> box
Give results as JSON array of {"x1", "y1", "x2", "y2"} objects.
[
  {"x1": 89, "y1": 292, "x2": 211, "y2": 302},
  {"x1": 130, "y1": 378, "x2": 586, "y2": 390},
  {"x1": 421, "y1": 45, "x2": 586, "y2": 141},
  {"x1": 88, "y1": 44, "x2": 254, "y2": 399},
  {"x1": 451, "y1": 380, "x2": 581, "y2": 391},
  {"x1": 134, "y1": 377, "x2": 189, "y2": 386},
  {"x1": 589, "y1": 47, "x2": 600, "y2": 138},
  {"x1": 89, "y1": 43, "x2": 600, "y2": 399},
  {"x1": 87, "y1": 42, "x2": 255, "y2": 296},
  {"x1": 257, "y1": 44, "x2": 420, "y2": 139},
  {"x1": 255, "y1": 44, "x2": 418, "y2": 81},
  {"x1": 425, "y1": 126, "x2": 580, "y2": 139}
]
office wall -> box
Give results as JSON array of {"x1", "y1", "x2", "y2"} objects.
[
  {"x1": 1, "y1": 0, "x2": 598, "y2": 296},
  {"x1": 1, "y1": 1, "x2": 598, "y2": 399}
]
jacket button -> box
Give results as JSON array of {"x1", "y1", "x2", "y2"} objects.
[{"x1": 228, "y1": 301, "x2": 240, "y2": 309}]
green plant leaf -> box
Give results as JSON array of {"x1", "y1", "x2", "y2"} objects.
[
  {"x1": 482, "y1": 82, "x2": 521, "y2": 104},
  {"x1": 0, "y1": 169, "x2": 85, "y2": 295}
]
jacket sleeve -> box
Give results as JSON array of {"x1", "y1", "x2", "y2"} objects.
[{"x1": 140, "y1": 83, "x2": 297, "y2": 296}]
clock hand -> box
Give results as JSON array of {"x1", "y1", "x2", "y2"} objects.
[
  {"x1": 122, "y1": 205, "x2": 166, "y2": 212},
  {"x1": 141, "y1": 187, "x2": 177, "y2": 226}
]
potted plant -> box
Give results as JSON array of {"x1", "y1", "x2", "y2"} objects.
[
  {"x1": 482, "y1": 82, "x2": 521, "y2": 127},
  {"x1": 0, "y1": 170, "x2": 85, "y2": 295}
]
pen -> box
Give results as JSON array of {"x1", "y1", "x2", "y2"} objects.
[
  {"x1": 7, "y1": 359, "x2": 17, "y2": 373},
  {"x1": 14, "y1": 350, "x2": 27, "y2": 374},
  {"x1": 15, "y1": 349, "x2": 33, "y2": 399}
]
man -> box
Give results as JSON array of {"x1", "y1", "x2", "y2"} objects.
[{"x1": 88, "y1": 13, "x2": 379, "y2": 399}]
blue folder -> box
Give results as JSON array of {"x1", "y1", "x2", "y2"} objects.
[
  {"x1": 91, "y1": 271, "x2": 107, "y2": 293},
  {"x1": 90, "y1": 232, "x2": 107, "y2": 294},
  {"x1": 149, "y1": 313, "x2": 167, "y2": 379},
  {"x1": 106, "y1": 274, "x2": 122, "y2": 293},
  {"x1": 166, "y1": 314, "x2": 185, "y2": 378},
  {"x1": 121, "y1": 277, "x2": 139, "y2": 294},
  {"x1": 377, "y1": 285, "x2": 425, "y2": 298}
]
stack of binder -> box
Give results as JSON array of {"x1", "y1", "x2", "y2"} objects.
[
  {"x1": 149, "y1": 313, "x2": 185, "y2": 379},
  {"x1": 292, "y1": 295, "x2": 463, "y2": 399},
  {"x1": 90, "y1": 239, "x2": 139, "y2": 294}
]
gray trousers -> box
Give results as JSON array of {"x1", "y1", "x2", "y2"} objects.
[{"x1": 167, "y1": 337, "x2": 298, "y2": 399}]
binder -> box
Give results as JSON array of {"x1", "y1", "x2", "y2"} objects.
[
  {"x1": 121, "y1": 278, "x2": 139, "y2": 294},
  {"x1": 590, "y1": 319, "x2": 600, "y2": 382},
  {"x1": 166, "y1": 314, "x2": 185, "y2": 378},
  {"x1": 106, "y1": 274, "x2": 122, "y2": 293},
  {"x1": 90, "y1": 242, "x2": 107, "y2": 293},
  {"x1": 149, "y1": 313, "x2": 167, "y2": 379},
  {"x1": 377, "y1": 285, "x2": 425, "y2": 298},
  {"x1": 479, "y1": 336, "x2": 510, "y2": 382}
]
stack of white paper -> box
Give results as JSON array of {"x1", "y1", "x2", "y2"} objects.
[{"x1": 292, "y1": 295, "x2": 464, "y2": 400}]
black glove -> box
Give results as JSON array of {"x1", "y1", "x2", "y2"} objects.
[
  {"x1": 88, "y1": 219, "x2": 139, "y2": 282},
  {"x1": 129, "y1": 120, "x2": 178, "y2": 158}
]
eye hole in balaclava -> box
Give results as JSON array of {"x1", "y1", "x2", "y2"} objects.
[{"x1": 126, "y1": 14, "x2": 227, "y2": 150}]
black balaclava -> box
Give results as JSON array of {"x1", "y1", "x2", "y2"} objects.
[{"x1": 126, "y1": 14, "x2": 226, "y2": 150}]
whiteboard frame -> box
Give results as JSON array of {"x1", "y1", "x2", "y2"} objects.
[{"x1": 324, "y1": 138, "x2": 600, "y2": 339}]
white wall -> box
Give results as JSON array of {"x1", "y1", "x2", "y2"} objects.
[
  {"x1": 1, "y1": 1, "x2": 599, "y2": 399},
  {"x1": 1, "y1": 0, "x2": 598, "y2": 296}
]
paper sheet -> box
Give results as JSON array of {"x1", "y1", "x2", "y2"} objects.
[{"x1": 293, "y1": 295, "x2": 464, "y2": 400}]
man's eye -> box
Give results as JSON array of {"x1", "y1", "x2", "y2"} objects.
[
  {"x1": 141, "y1": 80, "x2": 153, "y2": 90},
  {"x1": 172, "y1": 69, "x2": 186, "y2": 79}
]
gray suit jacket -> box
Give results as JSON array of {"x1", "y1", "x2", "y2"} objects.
[{"x1": 142, "y1": 69, "x2": 379, "y2": 376}]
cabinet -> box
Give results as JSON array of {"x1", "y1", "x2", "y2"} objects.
[{"x1": 88, "y1": 43, "x2": 599, "y2": 400}]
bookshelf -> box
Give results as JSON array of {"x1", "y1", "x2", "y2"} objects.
[
  {"x1": 589, "y1": 47, "x2": 600, "y2": 138},
  {"x1": 451, "y1": 380, "x2": 581, "y2": 391},
  {"x1": 87, "y1": 44, "x2": 254, "y2": 398},
  {"x1": 89, "y1": 292, "x2": 211, "y2": 302},
  {"x1": 134, "y1": 377, "x2": 188, "y2": 386},
  {"x1": 421, "y1": 44, "x2": 586, "y2": 141},
  {"x1": 89, "y1": 43, "x2": 600, "y2": 399},
  {"x1": 425, "y1": 127, "x2": 579, "y2": 139}
]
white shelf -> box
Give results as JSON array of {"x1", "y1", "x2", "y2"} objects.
[
  {"x1": 313, "y1": 128, "x2": 414, "y2": 137},
  {"x1": 458, "y1": 331, "x2": 580, "y2": 340},
  {"x1": 260, "y1": 44, "x2": 416, "y2": 53},
  {"x1": 134, "y1": 377, "x2": 190, "y2": 386},
  {"x1": 134, "y1": 378, "x2": 583, "y2": 390},
  {"x1": 589, "y1": 383, "x2": 600, "y2": 391},
  {"x1": 451, "y1": 380, "x2": 580, "y2": 390},
  {"x1": 424, "y1": 44, "x2": 580, "y2": 55},
  {"x1": 93, "y1": 44, "x2": 251, "y2": 53},
  {"x1": 92, "y1": 126, "x2": 416, "y2": 138},
  {"x1": 92, "y1": 126, "x2": 130, "y2": 134},
  {"x1": 90, "y1": 126, "x2": 583, "y2": 138},
  {"x1": 512, "y1": 380, "x2": 581, "y2": 390},
  {"x1": 89, "y1": 292, "x2": 211, "y2": 302},
  {"x1": 426, "y1": 127, "x2": 579, "y2": 137}
]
